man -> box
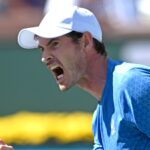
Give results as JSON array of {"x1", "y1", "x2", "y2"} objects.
[{"x1": 2, "y1": 5, "x2": 149, "y2": 150}]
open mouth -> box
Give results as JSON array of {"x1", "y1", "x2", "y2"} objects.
[{"x1": 52, "y1": 66, "x2": 64, "y2": 81}]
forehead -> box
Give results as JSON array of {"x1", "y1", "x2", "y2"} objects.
[
  {"x1": 34, "y1": 34, "x2": 70, "y2": 46},
  {"x1": 34, "y1": 35, "x2": 54, "y2": 45}
]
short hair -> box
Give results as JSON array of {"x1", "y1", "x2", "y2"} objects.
[{"x1": 65, "y1": 31, "x2": 107, "y2": 56}]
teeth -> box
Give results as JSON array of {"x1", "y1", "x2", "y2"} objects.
[{"x1": 51, "y1": 65, "x2": 58, "y2": 70}]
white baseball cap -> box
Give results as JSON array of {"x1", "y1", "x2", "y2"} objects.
[{"x1": 18, "y1": 5, "x2": 102, "y2": 49}]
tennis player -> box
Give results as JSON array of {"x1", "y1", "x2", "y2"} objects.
[{"x1": 17, "y1": 5, "x2": 150, "y2": 150}]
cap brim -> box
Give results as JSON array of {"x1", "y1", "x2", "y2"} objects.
[{"x1": 18, "y1": 26, "x2": 72, "y2": 49}]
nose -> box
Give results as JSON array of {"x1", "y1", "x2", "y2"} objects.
[
  {"x1": 41, "y1": 52, "x2": 53, "y2": 65},
  {"x1": 41, "y1": 51, "x2": 47, "y2": 64},
  {"x1": 41, "y1": 48, "x2": 48, "y2": 64},
  {"x1": 41, "y1": 57, "x2": 46, "y2": 64}
]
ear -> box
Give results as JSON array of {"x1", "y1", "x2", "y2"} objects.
[{"x1": 81, "y1": 32, "x2": 94, "y2": 49}]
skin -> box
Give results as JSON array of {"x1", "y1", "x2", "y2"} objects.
[
  {"x1": 37, "y1": 32, "x2": 108, "y2": 100},
  {"x1": 0, "y1": 140, "x2": 14, "y2": 150}
]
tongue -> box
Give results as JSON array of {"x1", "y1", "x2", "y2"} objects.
[{"x1": 57, "y1": 74, "x2": 64, "y2": 80}]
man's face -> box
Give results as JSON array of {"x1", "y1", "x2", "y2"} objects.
[{"x1": 37, "y1": 35, "x2": 87, "y2": 91}]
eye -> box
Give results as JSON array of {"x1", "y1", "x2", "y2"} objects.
[
  {"x1": 38, "y1": 46, "x2": 44, "y2": 52},
  {"x1": 50, "y1": 41, "x2": 59, "y2": 49}
]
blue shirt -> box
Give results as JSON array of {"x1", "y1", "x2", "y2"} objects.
[{"x1": 92, "y1": 59, "x2": 150, "y2": 150}]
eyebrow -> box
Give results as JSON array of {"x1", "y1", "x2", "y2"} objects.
[
  {"x1": 38, "y1": 38, "x2": 57, "y2": 48},
  {"x1": 36, "y1": 36, "x2": 59, "y2": 49},
  {"x1": 46, "y1": 38, "x2": 58, "y2": 46}
]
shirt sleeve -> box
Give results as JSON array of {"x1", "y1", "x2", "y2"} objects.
[{"x1": 124, "y1": 68, "x2": 150, "y2": 137}]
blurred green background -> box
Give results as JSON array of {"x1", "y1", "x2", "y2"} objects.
[
  {"x1": 0, "y1": 40, "x2": 121, "y2": 115},
  {"x1": 0, "y1": 0, "x2": 150, "y2": 149}
]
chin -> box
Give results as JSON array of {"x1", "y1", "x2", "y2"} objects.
[
  {"x1": 58, "y1": 84, "x2": 69, "y2": 91},
  {"x1": 58, "y1": 82, "x2": 75, "y2": 91}
]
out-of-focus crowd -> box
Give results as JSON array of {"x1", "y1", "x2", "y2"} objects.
[
  {"x1": 0, "y1": 0, "x2": 45, "y2": 40},
  {"x1": 0, "y1": 0, "x2": 150, "y2": 40}
]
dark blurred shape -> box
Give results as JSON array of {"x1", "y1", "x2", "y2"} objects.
[{"x1": 25, "y1": 0, "x2": 45, "y2": 8}]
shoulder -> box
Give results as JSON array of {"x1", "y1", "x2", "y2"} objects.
[
  {"x1": 116, "y1": 63, "x2": 150, "y2": 136},
  {"x1": 126, "y1": 71, "x2": 150, "y2": 137},
  {"x1": 120, "y1": 64, "x2": 150, "y2": 95},
  {"x1": 117, "y1": 63, "x2": 150, "y2": 110},
  {"x1": 113, "y1": 62, "x2": 150, "y2": 88}
]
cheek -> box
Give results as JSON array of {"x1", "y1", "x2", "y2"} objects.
[
  {"x1": 67, "y1": 51, "x2": 87, "y2": 78},
  {"x1": 56, "y1": 48, "x2": 77, "y2": 65},
  {"x1": 56, "y1": 44, "x2": 87, "y2": 75}
]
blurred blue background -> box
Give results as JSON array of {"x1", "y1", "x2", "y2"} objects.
[{"x1": 0, "y1": 0, "x2": 150, "y2": 149}]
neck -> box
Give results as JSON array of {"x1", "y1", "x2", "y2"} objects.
[{"x1": 77, "y1": 54, "x2": 108, "y2": 100}]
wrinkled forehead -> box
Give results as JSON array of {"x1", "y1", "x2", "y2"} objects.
[{"x1": 34, "y1": 34, "x2": 70, "y2": 49}]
